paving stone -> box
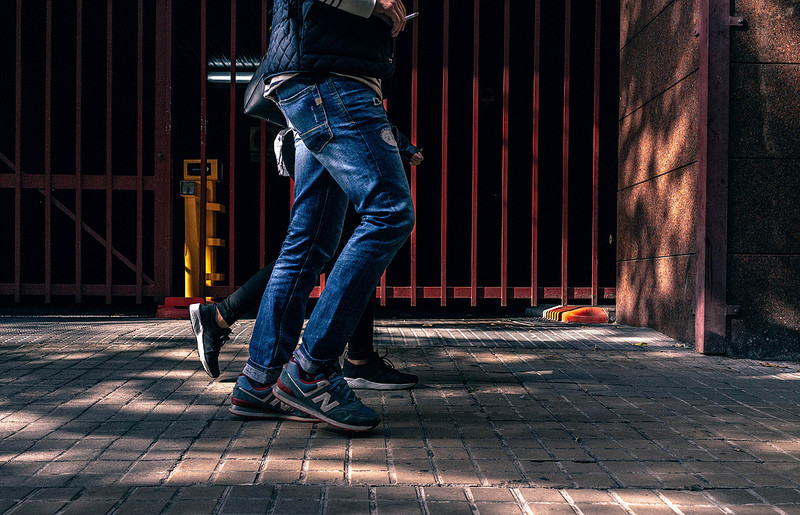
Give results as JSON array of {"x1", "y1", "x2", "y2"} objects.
[
  {"x1": 474, "y1": 501, "x2": 524, "y2": 514},
  {"x1": 60, "y1": 499, "x2": 120, "y2": 514},
  {"x1": 426, "y1": 501, "x2": 474, "y2": 514},
  {"x1": 375, "y1": 500, "x2": 422, "y2": 514},
  {"x1": 324, "y1": 499, "x2": 371, "y2": 514},
  {"x1": 11, "y1": 500, "x2": 69, "y2": 514},
  {"x1": 220, "y1": 497, "x2": 271, "y2": 515},
  {"x1": 114, "y1": 499, "x2": 171, "y2": 515},
  {"x1": 227, "y1": 485, "x2": 274, "y2": 499},
  {"x1": 619, "y1": 507, "x2": 675, "y2": 515},
  {"x1": 423, "y1": 487, "x2": 467, "y2": 501},
  {"x1": 564, "y1": 489, "x2": 615, "y2": 503},
  {"x1": 272, "y1": 498, "x2": 320, "y2": 514},
  {"x1": 175, "y1": 485, "x2": 227, "y2": 500},
  {"x1": 750, "y1": 487, "x2": 800, "y2": 504},
  {"x1": 350, "y1": 470, "x2": 391, "y2": 484},
  {"x1": 163, "y1": 499, "x2": 217, "y2": 514}
]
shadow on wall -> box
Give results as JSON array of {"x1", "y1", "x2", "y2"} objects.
[
  {"x1": 616, "y1": 0, "x2": 700, "y2": 344},
  {"x1": 726, "y1": 0, "x2": 800, "y2": 359}
]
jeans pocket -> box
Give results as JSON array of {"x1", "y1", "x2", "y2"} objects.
[{"x1": 277, "y1": 84, "x2": 334, "y2": 152}]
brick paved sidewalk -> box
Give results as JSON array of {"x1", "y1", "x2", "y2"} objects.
[{"x1": 1, "y1": 315, "x2": 799, "y2": 514}]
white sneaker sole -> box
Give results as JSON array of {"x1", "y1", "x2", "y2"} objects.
[
  {"x1": 189, "y1": 303, "x2": 213, "y2": 377},
  {"x1": 344, "y1": 377, "x2": 417, "y2": 390}
]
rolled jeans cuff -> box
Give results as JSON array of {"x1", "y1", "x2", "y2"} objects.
[
  {"x1": 293, "y1": 347, "x2": 336, "y2": 376},
  {"x1": 243, "y1": 359, "x2": 282, "y2": 385}
]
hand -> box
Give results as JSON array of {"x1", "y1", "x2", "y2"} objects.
[
  {"x1": 409, "y1": 152, "x2": 424, "y2": 166},
  {"x1": 373, "y1": 0, "x2": 406, "y2": 37}
]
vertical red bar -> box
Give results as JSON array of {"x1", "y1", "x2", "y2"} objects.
[
  {"x1": 440, "y1": 0, "x2": 449, "y2": 306},
  {"x1": 380, "y1": 97, "x2": 389, "y2": 306},
  {"x1": 136, "y1": 0, "x2": 145, "y2": 303},
  {"x1": 409, "y1": 0, "x2": 419, "y2": 306},
  {"x1": 470, "y1": 0, "x2": 479, "y2": 307},
  {"x1": 14, "y1": 0, "x2": 22, "y2": 302},
  {"x1": 45, "y1": 0, "x2": 53, "y2": 303},
  {"x1": 75, "y1": 1, "x2": 83, "y2": 302},
  {"x1": 105, "y1": 0, "x2": 114, "y2": 304},
  {"x1": 228, "y1": 0, "x2": 237, "y2": 291},
  {"x1": 199, "y1": 0, "x2": 208, "y2": 299},
  {"x1": 560, "y1": 0, "x2": 571, "y2": 306},
  {"x1": 259, "y1": 3, "x2": 268, "y2": 269},
  {"x1": 591, "y1": 0, "x2": 601, "y2": 306},
  {"x1": 153, "y1": 0, "x2": 173, "y2": 300},
  {"x1": 531, "y1": 0, "x2": 541, "y2": 306},
  {"x1": 500, "y1": 0, "x2": 510, "y2": 307}
]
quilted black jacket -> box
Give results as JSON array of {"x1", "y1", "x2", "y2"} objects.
[{"x1": 264, "y1": 0, "x2": 396, "y2": 80}]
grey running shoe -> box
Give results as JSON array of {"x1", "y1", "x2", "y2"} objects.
[
  {"x1": 189, "y1": 303, "x2": 231, "y2": 378},
  {"x1": 229, "y1": 374, "x2": 319, "y2": 421},
  {"x1": 273, "y1": 359, "x2": 380, "y2": 432},
  {"x1": 343, "y1": 351, "x2": 418, "y2": 390}
]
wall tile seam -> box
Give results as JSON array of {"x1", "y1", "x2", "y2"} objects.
[
  {"x1": 730, "y1": 157, "x2": 800, "y2": 161},
  {"x1": 729, "y1": 252, "x2": 800, "y2": 258},
  {"x1": 618, "y1": 68, "x2": 698, "y2": 121},
  {"x1": 617, "y1": 253, "x2": 694, "y2": 264},
  {"x1": 731, "y1": 60, "x2": 800, "y2": 66},
  {"x1": 617, "y1": 161, "x2": 696, "y2": 194},
  {"x1": 619, "y1": 1, "x2": 678, "y2": 53},
  {"x1": 731, "y1": 61, "x2": 800, "y2": 72}
]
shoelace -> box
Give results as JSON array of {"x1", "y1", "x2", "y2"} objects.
[
  {"x1": 214, "y1": 334, "x2": 229, "y2": 351},
  {"x1": 327, "y1": 373, "x2": 360, "y2": 404}
]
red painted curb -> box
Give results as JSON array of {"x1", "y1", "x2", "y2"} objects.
[
  {"x1": 562, "y1": 307, "x2": 608, "y2": 324},
  {"x1": 155, "y1": 297, "x2": 206, "y2": 319}
]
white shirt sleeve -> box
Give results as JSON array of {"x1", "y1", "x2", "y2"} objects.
[{"x1": 318, "y1": 0, "x2": 377, "y2": 19}]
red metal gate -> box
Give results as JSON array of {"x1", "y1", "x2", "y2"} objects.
[
  {"x1": 1, "y1": 0, "x2": 617, "y2": 308},
  {"x1": 0, "y1": 0, "x2": 173, "y2": 305}
]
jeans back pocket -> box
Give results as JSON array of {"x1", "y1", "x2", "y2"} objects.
[{"x1": 277, "y1": 83, "x2": 334, "y2": 152}]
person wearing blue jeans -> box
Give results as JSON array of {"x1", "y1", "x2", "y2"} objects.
[
  {"x1": 190, "y1": 128, "x2": 423, "y2": 394},
  {"x1": 233, "y1": 0, "x2": 413, "y2": 431}
]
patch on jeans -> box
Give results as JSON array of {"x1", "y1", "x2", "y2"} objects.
[{"x1": 381, "y1": 127, "x2": 397, "y2": 147}]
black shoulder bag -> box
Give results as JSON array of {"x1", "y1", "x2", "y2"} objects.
[{"x1": 243, "y1": 59, "x2": 287, "y2": 128}]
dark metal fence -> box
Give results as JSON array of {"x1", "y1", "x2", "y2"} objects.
[{"x1": 1, "y1": 0, "x2": 618, "y2": 308}]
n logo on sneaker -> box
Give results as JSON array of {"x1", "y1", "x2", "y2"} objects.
[{"x1": 312, "y1": 392, "x2": 340, "y2": 413}]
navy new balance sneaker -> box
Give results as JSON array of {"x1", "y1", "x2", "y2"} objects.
[
  {"x1": 273, "y1": 359, "x2": 380, "y2": 432},
  {"x1": 229, "y1": 374, "x2": 319, "y2": 422}
]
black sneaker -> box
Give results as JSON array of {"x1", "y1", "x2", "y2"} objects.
[
  {"x1": 342, "y1": 351, "x2": 418, "y2": 390},
  {"x1": 189, "y1": 303, "x2": 231, "y2": 378}
]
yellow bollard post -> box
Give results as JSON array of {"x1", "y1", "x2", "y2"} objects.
[{"x1": 181, "y1": 160, "x2": 226, "y2": 299}]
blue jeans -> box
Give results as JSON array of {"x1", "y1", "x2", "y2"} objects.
[{"x1": 243, "y1": 75, "x2": 415, "y2": 383}]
